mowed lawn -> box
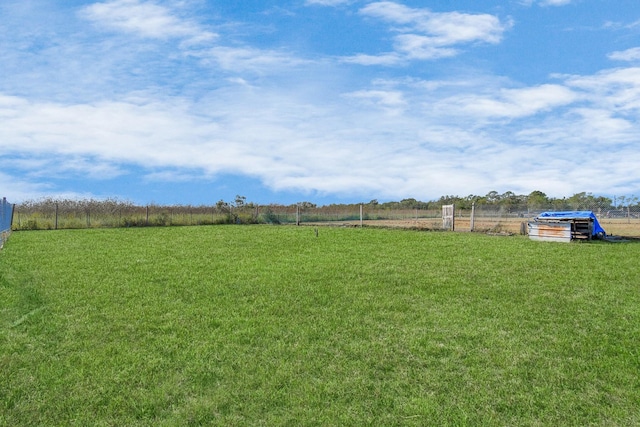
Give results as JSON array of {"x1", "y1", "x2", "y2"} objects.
[{"x1": 1, "y1": 226, "x2": 639, "y2": 426}]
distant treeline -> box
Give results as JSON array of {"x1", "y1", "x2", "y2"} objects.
[
  {"x1": 290, "y1": 191, "x2": 633, "y2": 211},
  {"x1": 382, "y1": 191, "x2": 635, "y2": 211},
  {"x1": 14, "y1": 190, "x2": 637, "y2": 214}
]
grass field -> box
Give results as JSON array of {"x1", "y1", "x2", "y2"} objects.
[{"x1": 1, "y1": 226, "x2": 639, "y2": 426}]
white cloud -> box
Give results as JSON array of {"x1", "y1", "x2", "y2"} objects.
[
  {"x1": 0, "y1": 97, "x2": 214, "y2": 172},
  {"x1": 341, "y1": 53, "x2": 403, "y2": 66},
  {"x1": 359, "y1": 2, "x2": 508, "y2": 45},
  {"x1": 608, "y1": 47, "x2": 640, "y2": 62},
  {"x1": 3, "y1": 59, "x2": 640, "y2": 202},
  {"x1": 563, "y1": 67, "x2": 640, "y2": 112},
  {"x1": 343, "y1": 89, "x2": 407, "y2": 115},
  {"x1": 540, "y1": 0, "x2": 572, "y2": 5},
  {"x1": 520, "y1": 0, "x2": 573, "y2": 6},
  {"x1": 571, "y1": 108, "x2": 635, "y2": 141},
  {"x1": 0, "y1": 171, "x2": 55, "y2": 203},
  {"x1": 352, "y1": 1, "x2": 509, "y2": 64},
  {"x1": 79, "y1": 0, "x2": 217, "y2": 42},
  {"x1": 344, "y1": 90, "x2": 405, "y2": 106},
  {"x1": 437, "y1": 84, "x2": 578, "y2": 119},
  {"x1": 305, "y1": 0, "x2": 350, "y2": 5},
  {"x1": 393, "y1": 35, "x2": 459, "y2": 59},
  {"x1": 602, "y1": 19, "x2": 640, "y2": 31},
  {"x1": 198, "y1": 46, "x2": 312, "y2": 72},
  {"x1": 0, "y1": 66, "x2": 640, "y2": 202}
]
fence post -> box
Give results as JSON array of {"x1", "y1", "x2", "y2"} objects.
[
  {"x1": 360, "y1": 204, "x2": 363, "y2": 227},
  {"x1": 296, "y1": 204, "x2": 300, "y2": 226},
  {"x1": 470, "y1": 202, "x2": 475, "y2": 232},
  {"x1": 55, "y1": 203, "x2": 59, "y2": 230}
]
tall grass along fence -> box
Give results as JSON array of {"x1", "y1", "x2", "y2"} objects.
[
  {"x1": 1, "y1": 197, "x2": 15, "y2": 248},
  {"x1": 11, "y1": 198, "x2": 640, "y2": 237},
  {"x1": 12, "y1": 199, "x2": 259, "y2": 230}
]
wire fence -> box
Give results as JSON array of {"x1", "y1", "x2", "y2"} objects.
[
  {"x1": 283, "y1": 204, "x2": 640, "y2": 237},
  {"x1": 449, "y1": 204, "x2": 640, "y2": 238},
  {"x1": 10, "y1": 199, "x2": 640, "y2": 237},
  {"x1": 1, "y1": 197, "x2": 15, "y2": 248}
]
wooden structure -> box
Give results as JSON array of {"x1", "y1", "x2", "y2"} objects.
[
  {"x1": 442, "y1": 204, "x2": 455, "y2": 231},
  {"x1": 528, "y1": 214, "x2": 596, "y2": 243}
]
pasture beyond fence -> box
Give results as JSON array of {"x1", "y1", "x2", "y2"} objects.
[
  {"x1": 10, "y1": 199, "x2": 640, "y2": 238},
  {"x1": 1, "y1": 197, "x2": 15, "y2": 248}
]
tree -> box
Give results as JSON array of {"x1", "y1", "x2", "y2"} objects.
[
  {"x1": 527, "y1": 190, "x2": 549, "y2": 210},
  {"x1": 567, "y1": 192, "x2": 588, "y2": 209},
  {"x1": 436, "y1": 195, "x2": 463, "y2": 207},
  {"x1": 215, "y1": 199, "x2": 234, "y2": 223},
  {"x1": 298, "y1": 201, "x2": 317, "y2": 210},
  {"x1": 499, "y1": 191, "x2": 523, "y2": 211},
  {"x1": 485, "y1": 191, "x2": 500, "y2": 204},
  {"x1": 215, "y1": 195, "x2": 254, "y2": 224},
  {"x1": 399, "y1": 198, "x2": 429, "y2": 209},
  {"x1": 234, "y1": 195, "x2": 246, "y2": 208}
]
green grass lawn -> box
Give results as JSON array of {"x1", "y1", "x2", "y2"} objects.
[{"x1": 1, "y1": 226, "x2": 639, "y2": 426}]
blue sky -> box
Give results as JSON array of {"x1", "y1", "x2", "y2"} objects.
[{"x1": 2, "y1": 0, "x2": 640, "y2": 205}]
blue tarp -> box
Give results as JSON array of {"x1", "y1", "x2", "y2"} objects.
[
  {"x1": 536, "y1": 211, "x2": 606, "y2": 237},
  {"x1": 1, "y1": 198, "x2": 14, "y2": 248},
  {"x1": 1, "y1": 198, "x2": 13, "y2": 234}
]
